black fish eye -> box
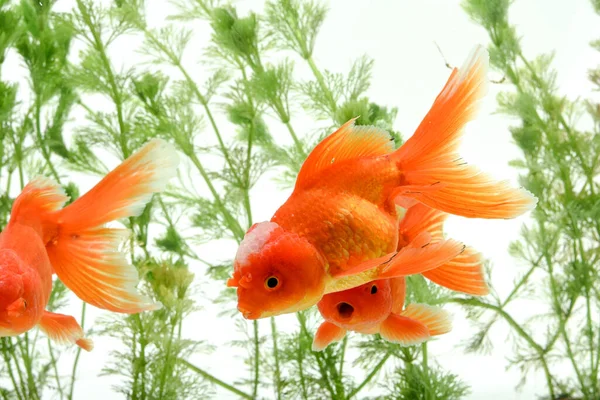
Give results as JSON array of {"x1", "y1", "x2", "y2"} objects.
[
  {"x1": 265, "y1": 276, "x2": 279, "y2": 290},
  {"x1": 370, "y1": 285, "x2": 377, "y2": 295}
]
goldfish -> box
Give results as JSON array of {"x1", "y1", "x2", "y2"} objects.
[
  {"x1": 0, "y1": 139, "x2": 178, "y2": 351},
  {"x1": 227, "y1": 45, "x2": 537, "y2": 320},
  {"x1": 312, "y1": 203, "x2": 485, "y2": 351},
  {"x1": 312, "y1": 278, "x2": 451, "y2": 351}
]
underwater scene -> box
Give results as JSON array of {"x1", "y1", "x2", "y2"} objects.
[{"x1": 0, "y1": 0, "x2": 599, "y2": 399}]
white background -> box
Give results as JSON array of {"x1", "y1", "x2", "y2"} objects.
[{"x1": 4, "y1": 0, "x2": 600, "y2": 399}]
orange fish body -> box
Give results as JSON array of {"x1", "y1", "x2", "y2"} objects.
[
  {"x1": 0, "y1": 225, "x2": 50, "y2": 336},
  {"x1": 0, "y1": 139, "x2": 178, "y2": 350},
  {"x1": 312, "y1": 203, "x2": 486, "y2": 350},
  {"x1": 227, "y1": 45, "x2": 537, "y2": 320},
  {"x1": 272, "y1": 155, "x2": 403, "y2": 277}
]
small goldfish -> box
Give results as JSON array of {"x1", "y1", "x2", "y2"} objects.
[
  {"x1": 312, "y1": 278, "x2": 450, "y2": 351},
  {"x1": 0, "y1": 139, "x2": 178, "y2": 351},
  {"x1": 227, "y1": 45, "x2": 537, "y2": 320},
  {"x1": 312, "y1": 203, "x2": 484, "y2": 351}
]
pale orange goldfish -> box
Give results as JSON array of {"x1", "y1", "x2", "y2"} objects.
[
  {"x1": 0, "y1": 139, "x2": 178, "y2": 351},
  {"x1": 312, "y1": 203, "x2": 485, "y2": 351},
  {"x1": 227, "y1": 45, "x2": 536, "y2": 320}
]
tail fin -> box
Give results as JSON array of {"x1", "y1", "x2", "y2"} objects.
[
  {"x1": 398, "y1": 204, "x2": 489, "y2": 295},
  {"x1": 391, "y1": 45, "x2": 537, "y2": 219},
  {"x1": 45, "y1": 139, "x2": 179, "y2": 313}
]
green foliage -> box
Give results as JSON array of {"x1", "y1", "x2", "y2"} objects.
[
  {"x1": 454, "y1": 0, "x2": 600, "y2": 399},
  {"x1": 13, "y1": 0, "x2": 600, "y2": 399}
]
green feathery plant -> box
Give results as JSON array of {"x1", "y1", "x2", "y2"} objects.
[
  {"x1": 0, "y1": 0, "x2": 471, "y2": 398},
  {"x1": 451, "y1": 0, "x2": 600, "y2": 399},
  {"x1": 7, "y1": 0, "x2": 597, "y2": 399}
]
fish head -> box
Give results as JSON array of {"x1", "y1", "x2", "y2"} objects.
[
  {"x1": 0, "y1": 249, "x2": 41, "y2": 334},
  {"x1": 227, "y1": 221, "x2": 327, "y2": 319},
  {"x1": 317, "y1": 279, "x2": 393, "y2": 330}
]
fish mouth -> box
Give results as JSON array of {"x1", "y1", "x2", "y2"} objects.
[
  {"x1": 238, "y1": 304, "x2": 261, "y2": 320},
  {"x1": 336, "y1": 302, "x2": 354, "y2": 320}
]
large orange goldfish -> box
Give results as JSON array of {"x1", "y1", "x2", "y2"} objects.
[
  {"x1": 312, "y1": 203, "x2": 484, "y2": 351},
  {"x1": 227, "y1": 45, "x2": 537, "y2": 320},
  {"x1": 0, "y1": 139, "x2": 178, "y2": 351}
]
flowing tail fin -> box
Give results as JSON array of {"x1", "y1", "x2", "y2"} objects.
[
  {"x1": 391, "y1": 45, "x2": 537, "y2": 219},
  {"x1": 398, "y1": 203, "x2": 489, "y2": 296},
  {"x1": 11, "y1": 139, "x2": 179, "y2": 313}
]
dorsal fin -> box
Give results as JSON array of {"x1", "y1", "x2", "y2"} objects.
[
  {"x1": 295, "y1": 118, "x2": 395, "y2": 189},
  {"x1": 11, "y1": 177, "x2": 68, "y2": 220}
]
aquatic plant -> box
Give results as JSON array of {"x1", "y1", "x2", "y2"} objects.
[
  {"x1": 1, "y1": 0, "x2": 597, "y2": 399},
  {"x1": 453, "y1": 0, "x2": 600, "y2": 399}
]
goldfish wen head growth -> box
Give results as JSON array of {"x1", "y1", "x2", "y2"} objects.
[{"x1": 227, "y1": 221, "x2": 328, "y2": 319}]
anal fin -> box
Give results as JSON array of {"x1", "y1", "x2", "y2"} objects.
[{"x1": 38, "y1": 311, "x2": 93, "y2": 351}]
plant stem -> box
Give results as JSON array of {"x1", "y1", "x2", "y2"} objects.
[
  {"x1": 449, "y1": 297, "x2": 555, "y2": 399},
  {"x1": 48, "y1": 339, "x2": 64, "y2": 399},
  {"x1": 296, "y1": 314, "x2": 336, "y2": 398},
  {"x1": 68, "y1": 302, "x2": 86, "y2": 400},
  {"x1": 306, "y1": 56, "x2": 337, "y2": 114},
  {"x1": 34, "y1": 96, "x2": 60, "y2": 182},
  {"x1": 347, "y1": 352, "x2": 391, "y2": 399},
  {"x1": 141, "y1": 28, "x2": 242, "y2": 186},
  {"x1": 1, "y1": 339, "x2": 24, "y2": 400},
  {"x1": 185, "y1": 151, "x2": 245, "y2": 241},
  {"x1": 338, "y1": 336, "x2": 347, "y2": 377},
  {"x1": 76, "y1": 0, "x2": 129, "y2": 157},
  {"x1": 180, "y1": 359, "x2": 253, "y2": 399},
  {"x1": 270, "y1": 318, "x2": 282, "y2": 400},
  {"x1": 252, "y1": 320, "x2": 260, "y2": 398}
]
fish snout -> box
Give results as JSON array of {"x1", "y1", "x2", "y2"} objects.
[
  {"x1": 336, "y1": 302, "x2": 354, "y2": 320},
  {"x1": 238, "y1": 304, "x2": 260, "y2": 320}
]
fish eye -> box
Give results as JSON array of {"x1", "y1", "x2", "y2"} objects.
[
  {"x1": 265, "y1": 276, "x2": 280, "y2": 290},
  {"x1": 370, "y1": 285, "x2": 377, "y2": 295}
]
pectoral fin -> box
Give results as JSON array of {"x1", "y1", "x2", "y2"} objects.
[
  {"x1": 312, "y1": 321, "x2": 346, "y2": 352},
  {"x1": 6, "y1": 298, "x2": 27, "y2": 318},
  {"x1": 379, "y1": 313, "x2": 430, "y2": 346}
]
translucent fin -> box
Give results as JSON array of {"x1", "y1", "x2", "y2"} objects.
[
  {"x1": 10, "y1": 177, "x2": 68, "y2": 222},
  {"x1": 333, "y1": 232, "x2": 464, "y2": 279},
  {"x1": 379, "y1": 313, "x2": 430, "y2": 346},
  {"x1": 400, "y1": 303, "x2": 452, "y2": 336},
  {"x1": 422, "y1": 246, "x2": 489, "y2": 296},
  {"x1": 296, "y1": 118, "x2": 395, "y2": 188},
  {"x1": 392, "y1": 45, "x2": 537, "y2": 219},
  {"x1": 312, "y1": 321, "x2": 347, "y2": 351},
  {"x1": 38, "y1": 311, "x2": 94, "y2": 351},
  {"x1": 47, "y1": 139, "x2": 178, "y2": 313}
]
